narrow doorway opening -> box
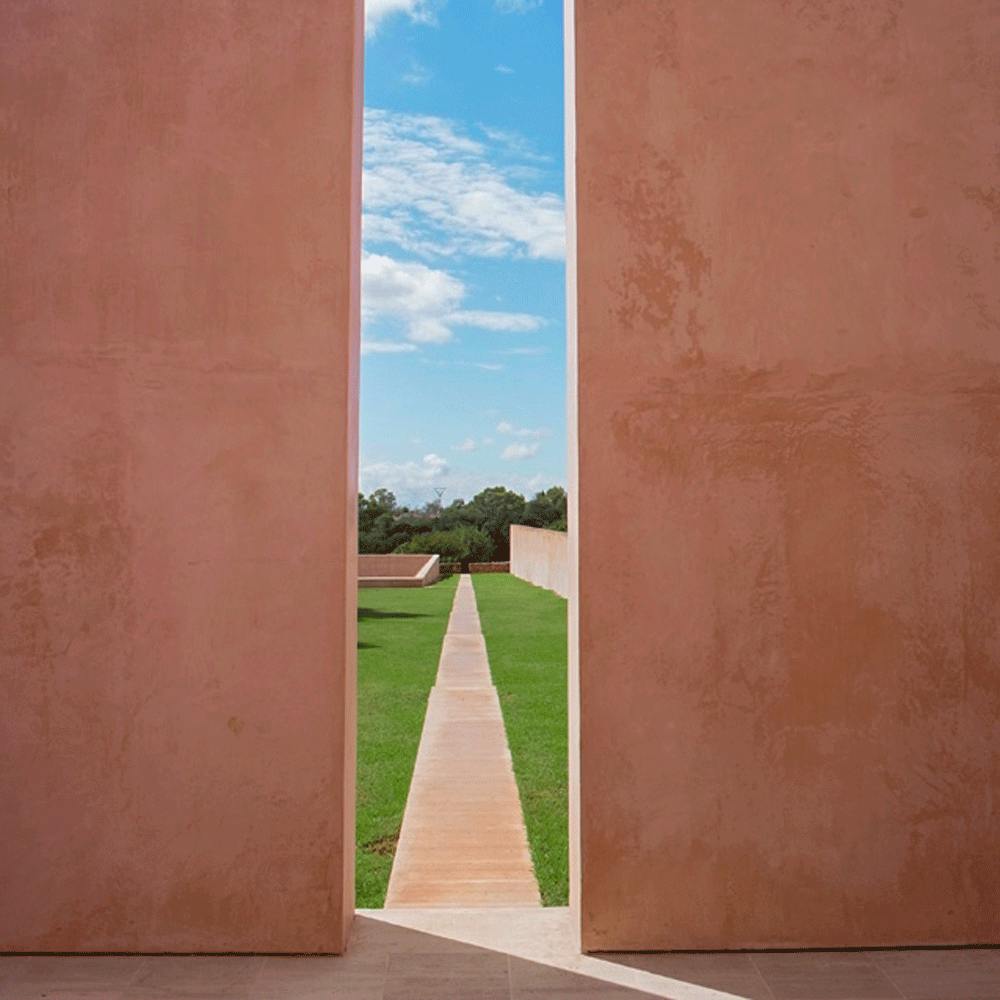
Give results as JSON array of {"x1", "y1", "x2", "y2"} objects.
[{"x1": 355, "y1": 0, "x2": 569, "y2": 913}]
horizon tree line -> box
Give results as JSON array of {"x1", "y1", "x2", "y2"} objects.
[{"x1": 358, "y1": 485, "x2": 567, "y2": 565}]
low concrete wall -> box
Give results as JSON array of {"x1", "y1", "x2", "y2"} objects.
[
  {"x1": 510, "y1": 526, "x2": 568, "y2": 598},
  {"x1": 358, "y1": 553, "x2": 440, "y2": 588},
  {"x1": 469, "y1": 561, "x2": 510, "y2": 574}
]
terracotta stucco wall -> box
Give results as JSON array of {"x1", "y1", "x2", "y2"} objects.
[
  {"x1": 572, "y1": 0, "x2": 1000, "y2": 950},
  {"x1": 510, "y1": 525, "x2": 569, "y2": 598},
  {"x1": 0, "y1": 0, "x2": 361, "y2": 952}
]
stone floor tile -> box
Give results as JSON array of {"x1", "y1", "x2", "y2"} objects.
[
  {"x1": 1, "y1": 915, "x2": 996, "y2": 1000},
  {"x1": 752, "y1": 951, "x2": 901, "y2": 1000},
  {"x1": 869, "y1": 948, "x2": 1000, "y2": 1000},
  {"x1": 511, "y1": 956, "x2": 638, "y2": 994},
  {"x1": 247, "y1": 977, "x2": 386, "y2": 1000},
  {"x1": 382, "y1": 975, "x2": 508, "y2": 1000},
  {"x1": 126, "y1": 955, "x2": 263, "y2": 997},
  {"x1": 392, "y1": 948, "x2": 507, "y2": 973},
  {"x1": 513, "y1": 989, "x2": 654, "y2": 1000},
  {"x1": 385, "y1": 948, "x2": 510, "y2": 1000},
  {"x1": 350, "y1": 915, "x2": 491, "y2": 955},
  {"x1": 602, "y1": 951, "x2": 775, "y2": 999},
  {"x1": 5, "y1": 991, "x2": 128, "y2": 1000},
  {"x1": 0, "y1": 955, "x2": 145, "y2": 993},
  {"x1": 247, "y1": 953, "x2": 388, "y2": 999},
  {"x1": 384, "y1": 950, "x2": 509, "y2": 1000},
  {"x1": 123, "y1": 994, "x2": 245, "y2": 1000},
  {"x1": 0, "y1": 956, "x2": 32, "y2": 985}
]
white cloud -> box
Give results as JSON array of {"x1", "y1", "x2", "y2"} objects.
[
  {"x1": 479, "y1": 126, "x2": 552, "y2": 165},
  {"x1": 362, "y1": 252, "x2": 545, "y2": 346},
  {"x1": 364, "y1": 108, "x2": 565, "y2": 261},
  {"x1": 361, "y1": 212, "x2": 413, "y2": 250},
  {"x1": 366, "y1": 0, "x2": 436, "y2": 37},
  {"x1": 361, "y1": 340, "x2": 419, "y2": 355},
  {"x1": 475, "y1": 362, "x2": 505, "y2": 372},
  {"x1": 401, "y1": 61, "x2": 431, "y2": 86},
  {"x1": 409, "y1": 318, "x2": 454, "y2": 344},
  {"x1": 360, "y1": 453, "x2": 449, "y2": 495},
  {"x1": 497, "y1": 420, "x2": 549, "y2": 439},
  {"x1": 362, "y1": 253, "x2": 463, "y2": 344},
  {"x1": 495, "y1": 64, "x2": 515, "y2": 75},
  {"x1": 501, "y1": 346, "x2": 548, "y2": 356},
  {"x1": 450, "y1": 310, "x2": 544, "y2": 333},
  {"x1": 453, "y1": 438, "x2": 477, "y2": 452},
  {"x1": 501, "y1": 441, "x2": 541, "y2": 461},
  {"x1": 495, "y1": 0, "x2": 542, "y2": 12}
]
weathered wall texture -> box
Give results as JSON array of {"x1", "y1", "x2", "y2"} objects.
[
  {"x1": 510, "y1": 526, "x2": 569, "y2": 598},
  {"x1": 0, "y1": 0, "x2": 362, "y2": 952},
  {"x1": 573, "y1": 0, "x2": 1000, "y2": 951}
]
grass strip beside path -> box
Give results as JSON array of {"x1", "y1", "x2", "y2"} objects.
[
  {"x1": 471, "y1": 574, "x2": 568, "y2": 905},
  {"x1": 356, "y1": 574, "x2": 458, "y2": 907}
]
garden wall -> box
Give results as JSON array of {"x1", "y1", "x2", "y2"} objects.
[
  {"x1": 469, "y1": 562, "x2": 510, "y2": 574},
  {"x1": 0, "y1": 0, "x2": 361, "y2": 953},
  {"x1": 510, "y1": 525, "x2": 569, "y2": 598},
  {"x1": 358, "y1": 554, "x2": 440, "y2": 588},
  {"x1": 573, "y1": 0, "x2": 1000, "y2": 952}
]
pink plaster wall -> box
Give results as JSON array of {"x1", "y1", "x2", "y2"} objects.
[
  {"x1": 572, "y1": 0, "x2": 1000, "y2": 951},
  {"x1": 0, "y1": 0, "x2": 362, "y2": 952},
  {"x1": 510, "y1": 525, "x2": 569, "y2": 598}
]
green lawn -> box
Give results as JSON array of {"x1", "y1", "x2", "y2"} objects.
[
  {"x1": 471, "y1": 574, "x2": 569, "y2": 905},
  {"x1": 355, "y1": 574, "x2": 458, "y2": 907}
]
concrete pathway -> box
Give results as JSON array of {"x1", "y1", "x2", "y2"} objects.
[{"x1": 384, "y1": 575, "x2": 540, "y2": 908}]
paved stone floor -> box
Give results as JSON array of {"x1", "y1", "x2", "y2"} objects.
[
  {"x1": 384, "y1": 574, "x2": 540, "y2": 907},
  {"x1": 2, "y1": 907, "x2": 998, "y2": 998}
]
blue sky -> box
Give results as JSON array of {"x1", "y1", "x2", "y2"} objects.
[{"x1": 361, "y1": 0, "x2": 565, "y2": 507}]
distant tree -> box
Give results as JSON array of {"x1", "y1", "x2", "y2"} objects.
[
  {"x1": 436, "y1": 498, "x2": 478, "y2": 531},
  {"x1": 359, "y1": 488, "x2": 397, "y2": 530},
  {"x1": 395, "y1": 526, "x2": 494, "y2": 567},
  {"x1": 463, "y1": 486, "x2": 526, "y2": 560},
  {"x1": 358, "y1": 489, "x2": 410, "y2": 554},
  {"x1": 358, "y1": 484, "x2": 566, "y2": 557},
  {"x1": 522, "y1": 486, "x2": 567, "y2": 531}
]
